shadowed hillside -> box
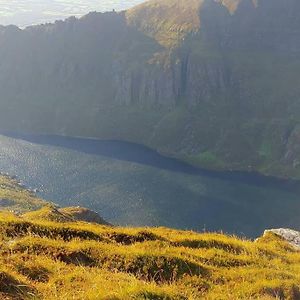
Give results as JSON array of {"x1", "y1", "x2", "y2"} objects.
[{"x1": 1, "y1": 0, "x2": 300, "y2": 178}]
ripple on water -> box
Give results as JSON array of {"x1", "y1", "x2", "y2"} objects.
[{"x1": 0, "y1": 133, "x2": 300, "y2": 238}]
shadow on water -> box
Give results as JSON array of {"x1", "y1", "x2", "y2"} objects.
[{"x1": 2, "y1": 131, "x2": 300, "y2": 193}]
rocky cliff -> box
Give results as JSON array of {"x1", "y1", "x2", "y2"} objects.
[{"x1": 1, "y1": 0, "x2": 300, "y2": 178}]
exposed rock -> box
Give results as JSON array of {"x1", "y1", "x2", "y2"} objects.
[{"x1": 263, "y1": 228, "x2": 300, "y2": 249}]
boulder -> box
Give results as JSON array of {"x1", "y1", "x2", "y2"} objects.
[{"x1": 263, "y1": 228, "x2": 300, "y2": 249}]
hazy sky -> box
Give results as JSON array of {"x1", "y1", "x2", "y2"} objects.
[{"x1": 0, "y1": 0, "x2": 144, "y2": 27}]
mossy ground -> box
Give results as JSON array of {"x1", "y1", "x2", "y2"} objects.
[
  {"x1": 0, "y1": 175, "x2": 299, "y2": 299},
  {"x1": 0, "y1": 211, "x2": 299, "y2": 299},
  {"x1": 0, "y1": 175, "x2": 47, "y2": 213}
]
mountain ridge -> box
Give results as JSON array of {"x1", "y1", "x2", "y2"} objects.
[
  {"x1": 0, "y1": 0, "x2": 300, "y2": 178},
  {"x1": 125, "y1": 0, "x2": 260, "y2": 47}
]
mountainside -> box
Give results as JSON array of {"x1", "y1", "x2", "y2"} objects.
[
  {"x1": 1, "y1": 0, "x2": 300, "y2": 178},
  {"x1": 0, "y1": 175, "x2": 300, "y2": 300}
]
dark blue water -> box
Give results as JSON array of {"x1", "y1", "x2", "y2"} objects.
[
  {"x1": 4, "y1": 131, "x2": 300, "y2": 192},
  {"x1": 1, "y1": 131, "x2": 300, "y2": 237}
]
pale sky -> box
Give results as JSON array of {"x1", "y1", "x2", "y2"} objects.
[{"x1": 0, "y1": 0, "x2": 144, "y2": 27}]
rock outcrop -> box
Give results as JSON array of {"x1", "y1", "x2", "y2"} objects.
[{"x1": 263, "y1": 228, "x2": 300, "y2": 249}]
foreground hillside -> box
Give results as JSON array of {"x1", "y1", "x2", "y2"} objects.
[
  {"x1": 0, "y1": 175, "x2": 300, "y2": 299},
  {"x1": 1, "y1": 208, "x2": 300, "y2": 299}
]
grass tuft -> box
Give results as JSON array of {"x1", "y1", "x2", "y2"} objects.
[{"x1": 0, "y1": 175, "x2": 300, "y2": 299}]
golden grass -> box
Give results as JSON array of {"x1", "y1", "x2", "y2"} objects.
[
  {"x1": 0, "y1": 175, "x2": 299, "y2": 299},
  {"x1": 22, "y1": 205, "x2": 75, "y2": 223},
  {"x1": 0, "y1": 210, "x2": 299, "y2": 300}
]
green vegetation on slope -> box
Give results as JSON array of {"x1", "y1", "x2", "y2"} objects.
[
  {"x1": 0, "y1": 175, "x2": 47, "y2": 213},
  {"x1": 125, "y1": 0, "x2": 248, "y2": 47},
  {"x1": 0, "y1": 175, "x2": 299, "y2": 299},
  {"x1": 1, "y1": 209, "x2": 300, "y2": 299},
  {"x1": 23, "y1": 206, "x2": 110, "y2": 225},
  {"x1": 126, "y1": 0, "x2": 203, "y2": 47}
]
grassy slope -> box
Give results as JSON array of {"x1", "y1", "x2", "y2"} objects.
[
  {"x1": 0, "y1": 175, "x2": 47, "y2": 213},
  {"x1": 0, "y1": 176, "x2": 300, "y2": 299},
  {"x1": 1, "y1": 210, "x2": 300, "y2": 300},
  {"x1": 125, "y1": 0, "x2": 243, "y2": 47},
  {"x1": 126, "y1": 0, "x2": 203, "y2": 47}
]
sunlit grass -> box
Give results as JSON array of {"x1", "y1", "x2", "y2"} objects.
[
  {"x1": 0, "y1": 209, "x2": 299, "y2": 299},
  {"x1": 0, "y1": 175, "x2": 299, "y2": 299}
]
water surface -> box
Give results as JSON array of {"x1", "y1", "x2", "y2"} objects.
[{"x1": 0, "y1": 132, "x2": 299, "y2": 237}]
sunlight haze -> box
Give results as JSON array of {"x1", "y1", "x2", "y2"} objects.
[
  {"x1": 0, "y1": 0, "x2": 300, "y2": 298},
  {"x1": 0, "y1": 0, "x2": 144, "y2": 27}
]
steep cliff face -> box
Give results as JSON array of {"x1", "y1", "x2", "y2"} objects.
[{"x1": 0, "y1": 0, "x2": 300, "y2": 178}]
